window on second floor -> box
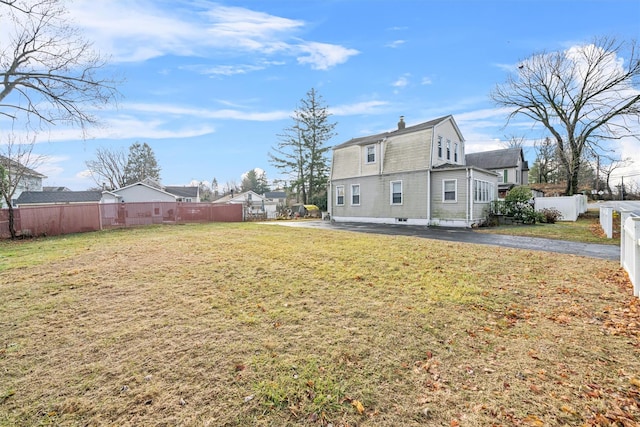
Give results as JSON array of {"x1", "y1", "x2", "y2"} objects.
[
  {"x1": 336, "y1": 186, "x2": 345, "y2": 206},
  {"x1": 437, "y1": 136, "x2": 442, "y2": 158},
  {"x1": 365, "y1": 145, "x2": 376, "y2": 163},
  {"x1": 454, "y1": 143, "x2": 458, "y2": 162},
  {"x1": 503, "y1": 170, "x2": 508, "y2": 183},
  {"x1": 446, "y1": 140, "x2": 451, "y2": 160}
]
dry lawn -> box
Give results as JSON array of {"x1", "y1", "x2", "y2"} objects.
[{"x1": 0, "y1": 223, "x2": 639, "y2": 426}]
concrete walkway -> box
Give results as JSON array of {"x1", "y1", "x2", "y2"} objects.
[{"x1": 265, "y1": 220, "x2": 620, "y2": 261}]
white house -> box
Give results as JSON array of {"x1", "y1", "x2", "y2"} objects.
[
  {"x1": 213, "y1": 190, "x2": 278, "y2": 219},
  {"x1": 0, "y1": 155, "x2": 47, "y2": 208},
  {"x1": 329, "y1": 115, "x2": 499, "y2": 227}
]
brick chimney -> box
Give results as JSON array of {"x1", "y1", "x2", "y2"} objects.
[{"x1": 397, "y1": 116, "x2": 405, "y2": 130}]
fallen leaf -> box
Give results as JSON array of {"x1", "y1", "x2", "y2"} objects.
[
  {"x1": 352, "y1": 399, "x2": 364, "y2": 415},
  {"x1": 522, "y1": 414, "x2": 544, "y2": 426}
]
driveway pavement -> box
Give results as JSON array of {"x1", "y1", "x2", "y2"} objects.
[{"x1": 265, "y1": 220, "x2": 620, "y2": 261}]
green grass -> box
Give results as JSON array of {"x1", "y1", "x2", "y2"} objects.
[
  {"x1": 0, "y1": 223, "x2": 638, "y2": 426},
  {"x1": 477, "y1": 208, "x2": 618, "y2": 245}
]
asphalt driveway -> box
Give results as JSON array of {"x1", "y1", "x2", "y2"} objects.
[{"x1": 265, "y1": 220, "x2": 620, "y2": 261}]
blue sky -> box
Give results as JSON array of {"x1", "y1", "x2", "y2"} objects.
[{"x1": 13, "y1": 0, "x2": 640, "y2": 190}]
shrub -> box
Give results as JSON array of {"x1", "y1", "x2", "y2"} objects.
[
  {"x1": 539, "y1": 207, "x2": 563, "y2": 224},
  {"x1": 505, "y1": 186, "x2": 533, "y2": 203}
]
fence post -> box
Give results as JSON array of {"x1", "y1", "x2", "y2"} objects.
[
  {"x1": 630, "y1": 216, "x2": 640, "y2": 297},
  {"x1": 620, "y1": 210, "x2": 631, "y2": 268}
]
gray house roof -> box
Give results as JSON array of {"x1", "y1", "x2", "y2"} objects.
[
  {"x1": 333, "y1": 115, "x2": 455, "y2": 150},
  {"x1": 465, "y1": 147, "x2": 528, "y2": 170},
  {"x1": 16, "y1": 190, "x2": 103, "y2": 205},
  {"x1": 164, "y1": 186, "x2": 199, "y2": 198},
  {"x1": 263, "y1": 191, "x2": 286, "y2": 200}
]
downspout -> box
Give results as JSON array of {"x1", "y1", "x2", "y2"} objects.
[
  {"x1": 467, "y1": 167, "x2": 472, "y2": 225},
  {"x1": 427, "y1": 132, "x2": 434, "y2": 225}
]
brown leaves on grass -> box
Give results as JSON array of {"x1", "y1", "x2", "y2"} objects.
[{"x1": 596, "y1": 268, "x2": 640, "y2": 346}]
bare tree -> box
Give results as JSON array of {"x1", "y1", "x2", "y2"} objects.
[
  {"x1": 501, "y1": 134, "x2": 525, "y2": 149},
  {"x1": 0, "y1": 132, "x2": 45, "y2": 238},
  {"x1": 85, "y1": 147, "x2": 127, "y2": 190},
  {"x1": 492, "y1": 36, "x2": 640, "y2": 195},
  {"x1": 596, "y1": 154, "x2": 633, "y2": 198},
  {"x1": 0, "y1": 0, "x2": 119, "y2": 133}
]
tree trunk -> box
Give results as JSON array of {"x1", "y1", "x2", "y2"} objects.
[{"x1": 7, "y1": 204, "x2": 16, "y2": 239}]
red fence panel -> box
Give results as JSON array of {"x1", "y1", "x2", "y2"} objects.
[
  {"x1": 1, "y1": 201, "x2": 245, "y2": 239},
  {"x1": 17, "y1": 204, "x2": 101, "y2": 237},
  {"x1": 211, "y1": 203, "x2": 243, "y2": 222}
]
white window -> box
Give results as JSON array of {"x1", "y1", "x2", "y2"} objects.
[
  {"x1": 443, "y1": 179, "x2": 457, "y2": 202},
  {"x1": 336, "y1": 186, "x2": 345, "y2": 206},
  {"x1": 503, "y1": 170, "x2": 508, "y2": 183},
  {"x1": 473, "y1": 179, "x2": 494, "y2": 202},
  {"x1": 365, "y1": 145, "x2": 376, "y2": 164},
  {"x1": 390, "y1": 180, "x2": 403, "y2": 205},
  {"x1": 454, "y1": 143, "x2": 458, "y2": 162},
  {"x1": 351, "y1": 184, "x2": 360, "y2": 205},
  {"x1": 446, "y1": 140, "x2": 451, "y2": 160},
  {"x1": 437, "y1": 136, "x2": 442, "y2": 158}
]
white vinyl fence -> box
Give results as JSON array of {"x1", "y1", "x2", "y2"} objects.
[
  {"x1": 534, "y1": 195, "x2": 588, "y2": 221},
  {"x1": 600, "y1": 206, "x2": 614, "y2": 238},
  {"x1": 620, "y1": 210, "x2": 640, "y2": 297}
]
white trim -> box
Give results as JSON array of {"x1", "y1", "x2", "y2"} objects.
[
  {"x1": 442, "y1": 179, "x2": 457, "y2": 203},
  {"x1": 390, "y1": 180, "x2": 403, "y2": 205},
  {"x1": 351, "y1": 184, "x2": 360, "y2": 206},
  {"x1": 365, "y1": 145, "x2": 376, "y2": 164},
  {"x1": 331, "y1": 216, "x2": 478, "y2": 228},
  {"x1": 335, "y1": 185, "x2": 345, "y2": 206}
]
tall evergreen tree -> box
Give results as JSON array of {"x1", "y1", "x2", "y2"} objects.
[
  {"x1": 269, "y1": 88, "x2": 336, "y2": 205},
  {"x1": 124, "y1": 142, "x2": 161, "y2": 185}
]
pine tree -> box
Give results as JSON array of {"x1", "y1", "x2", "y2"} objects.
[
  {"x1": 124, "y1": 142, "x2": 161, "y2": 185},
  {"x1": 269, "y1": 88, "x2": 336, "y2": 206}
]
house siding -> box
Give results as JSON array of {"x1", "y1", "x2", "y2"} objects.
[
  {"x1": 383, "y1": 131, "x2": 432, "y2": 173},
  {"x1": 431, "y1": 170, "x2": 468, "y2": 220},
  {"x1": 332, "y1": 171, "x2": 429, "y2": 220}
]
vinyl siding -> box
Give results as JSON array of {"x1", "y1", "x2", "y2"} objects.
[
  {"x1": 382, "y1": 130, "x2": 431, "y2": 173},
  {"x1": 332, "y1": 171, "x2": 428, "y2": 219},
  {"x1": 430, "y1": 169, "x2": 468, "y2": 220}
]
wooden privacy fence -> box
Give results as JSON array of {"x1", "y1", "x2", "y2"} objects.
[{"x1": 0, "y1": 202, "x2": 243, "y2": 239}]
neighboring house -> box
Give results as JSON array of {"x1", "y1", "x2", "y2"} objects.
[
  {"x1": 329, "y1": 115, "x2": 499, "y2": 227},
  {"x1": 43, "y1": 186, "x2": 72, "y2": 192},
  {"x1": 0, "y1": 155, "x2": 47, "y2": 208},
  {"x1": 213, "y1": 190, "x2": 277, "y2": 219},
  {"x1": 15, "y1": 190, "x2": 120, "y2": 207},
  {"x1": 465, "y1": 147, "x2": 529, "y2": 198},
  {"x1": 110, "y1": 182, "x2": 178, "y2": 203},
  {"x1": 165, "y1": 186, "x2": 200, "y2": 202},
  {"x1": 263, "y1": 191, "x2": 287, "y2": 205}
]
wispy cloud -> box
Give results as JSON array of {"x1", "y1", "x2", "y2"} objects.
[
  {"x1": 330, "y1": 100, "x2": 389, "y2": 116},
  {"x1": 296, "y1": 42, "x2": 359, "y2": 70},
  {"x1": 392, "y1": 75, "x2": 410, "y2": 88},
  {"x1": 385, "y1": 40, "x2": 406, "y2": 48},
  {"x1": 68, "y1": 0, "x2": 358, "y2": 70},
  {"x1": 421, "y1": 76, "x2": 432, "y2": 85}
]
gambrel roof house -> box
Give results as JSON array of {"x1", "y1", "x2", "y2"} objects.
[
  {"x1": 329, "y1": 115, "x2": 499, "y2": 227},
  {"x1": 465, "y1": 147, "x2": 529, "y2": 198}
]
